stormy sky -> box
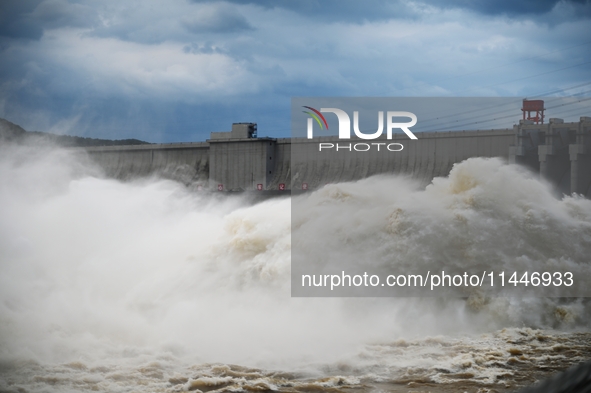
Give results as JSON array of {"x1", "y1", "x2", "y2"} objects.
[{"x1": 0, "y1": 0, "x2": 590, "y2": 142}]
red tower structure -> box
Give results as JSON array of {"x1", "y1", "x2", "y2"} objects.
[{"x1": 522, "y1": 99, "x2": 545, "y2": 124}]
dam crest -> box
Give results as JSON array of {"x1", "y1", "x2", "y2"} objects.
[{"x1": 83, "y1": 117, "x2": 591, "y2": 197}]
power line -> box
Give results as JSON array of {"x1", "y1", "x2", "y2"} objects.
[
  {"x1": 430, "y1": 40, "x2": 591, "y2": 86},
  {"x1": 455, "y1": 61, "x2": 591, "y2": 95},
  {"x1": 421, "y1": 97, "x2": 591, "y2": 131},
  {"x1": 412, "y1": 94, "x2": 590, "y2": 131}
]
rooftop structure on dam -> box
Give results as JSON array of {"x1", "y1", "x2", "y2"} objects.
[{"x1": 84, "y1": 115, "x2": 591, "y2": 198}]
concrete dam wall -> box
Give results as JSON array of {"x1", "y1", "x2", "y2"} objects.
[
  {"x1": 83, "y1": 118, "x2": 591, "y2": 197},
  {"x1": 288, "y1": 129, "x2": 514, "y2": 191},
  {"x1": 85, "y1": 142, "x2": 210, "y2": 184}
]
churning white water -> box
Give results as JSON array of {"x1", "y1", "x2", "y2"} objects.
[{"x1": 1, "y1": 143, "x2": 590, "y2": 392}]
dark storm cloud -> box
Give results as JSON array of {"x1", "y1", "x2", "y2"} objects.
[
  {"x1": 0, "y1": 0, "x2": 45, "y2": 39},
  {"x1": 0, "y1": 0, "x2": 589, "y2": 142},
  {"x1": 0, "y1": 0, "x2": 98, "y2": 40},
  {"x1": 194, "y1": 0, "x2": 591, "y2": 20},
  {"x1": 0, "y1": 1, "x2": 253, "y2": 45},
  {"x1": 82, "y1": 2, "x2": 254, "y2": 44},
  {"x1": 422, "y1": 0, "x2": 591, "y2": 16},
  {"x1": 189, "y1": 0, "x2": 413, "y2": 22},
  {"x1": 182, "y1": 6, "x2": 254, "y2": 34}
]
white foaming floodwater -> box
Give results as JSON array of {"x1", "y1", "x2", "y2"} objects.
[{"x1": 1, "y1": 143, "x2": 590, "y2": 392}]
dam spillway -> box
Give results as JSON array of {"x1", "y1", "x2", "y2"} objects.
[{"x1": 82, "y1": 118, "x2": 591, "y2": 197}]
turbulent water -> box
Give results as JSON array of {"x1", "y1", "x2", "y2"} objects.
[{"x1": 1, "y1": 143, "x2": 591, "y2": 393}]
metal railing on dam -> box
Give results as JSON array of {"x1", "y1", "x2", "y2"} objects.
[{"x1": 81, "y1": 117, "x2": 591, "y2": 197}]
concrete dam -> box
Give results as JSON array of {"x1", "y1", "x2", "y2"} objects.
[{"x1": 83, "y1": 117, "x2": 591, "y2": 197}]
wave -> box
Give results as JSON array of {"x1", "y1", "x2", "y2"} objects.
[{"x1": 0, "y1": 143, "x2": 590, "y2": 391}]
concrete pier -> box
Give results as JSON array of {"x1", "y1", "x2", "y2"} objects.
[
  {"x1": 509, "y1": 116, "x2": 591, "y2": 196},
  {"x1": 538, "y1": 118, "x2": 575, "y2": 194},
  {"x1": 570, "y1": 117, "x2": 591, "y2": 195}
]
